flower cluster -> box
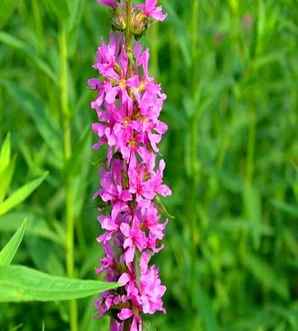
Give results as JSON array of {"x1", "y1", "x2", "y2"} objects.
[
  {"x1": 98, "y1": 0, "x2": 166, "y2": 37},
  {"x1": 89, "y1": 1, "x2": 170, "y2": 330},
  {"x1": 98, "y1": 0, "x2": 166, "y2": 21}
]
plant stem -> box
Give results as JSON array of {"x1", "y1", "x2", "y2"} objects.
[
  {"x1": 191, "y1": 0, "x2": 199, "y2": 90},
  {"x1": 189, "y1": 0, "x2": 200, "y2": 247},
  {"x1": 125, "y1": 0, "x2": 133, "y2": 75},
  {"x1": 125, "y1": 0, "x2": 132, "y2": 41},
  {"x1": 246, "y1": 108, "x2": 256, "y2": 184},
  {"x1": 112, "y1": 2, "x2": 134, "y2": 330},
  {"x1": 32, "y1": 0, "x2": 44, "y2": 53},
  {"x1": 149, "y1": 23, "x2": 159, "y2": 77},
  {"x1": 59, "y1": 26, "x2": 78, "y2": 331}
]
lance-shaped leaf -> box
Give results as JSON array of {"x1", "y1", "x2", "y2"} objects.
[
  {"x1": 0, "y1": 220, "x2": 27, "y2": 266},
  {"x1": 0, "y1": 173, "x2": 48, "y2": 216},
  {"x1": 0, "y1": 265, "x2": 119, "y2": 302},
  {"x1": 0, "y1": 133, "x2": 11, "y2": 173},
  {"x1": 0, "y1": 133, "x2": 15, "y2": 201}
]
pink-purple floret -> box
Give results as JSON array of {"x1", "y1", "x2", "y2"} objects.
[{"x1": 89, "y1": 1, "x2": 169, "y2": 330}]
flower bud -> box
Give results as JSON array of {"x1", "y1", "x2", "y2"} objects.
[
  {"x1": 112, "y1": 7, "x2": 126, "y2": 31},
  {"x1": 130, "y1": 9, "x2": 148, "y2": 37}
]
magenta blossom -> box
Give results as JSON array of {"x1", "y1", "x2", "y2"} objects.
[
  {"x1": 139, "y1": 252, "x2": 166, "y2": 314},
  {"x1": 137, "y1": 0, "x2": 167, "y2": 22}
]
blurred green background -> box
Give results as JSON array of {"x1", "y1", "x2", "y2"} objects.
[{"x1": 1, "y1": 0, "x2": 298, "y2": 330}]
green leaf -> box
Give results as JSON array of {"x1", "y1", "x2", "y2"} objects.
[
  {"x1": 244, "y1": 254, "x2": 289, "y2": 299},
  {"x1": 163, "y1": 0, "x2": 191, "y2": 67},
  {"x1": 0, "y1": 133, "x2": 11, "y2": 173},
  {"x1": 0, "y1": 173, "x2": 48, "y2": 216},
  {"x1": 0, "y1": 133, "x2": 15, "y2": 202},
  {"x1": 0, "y1": 212, "x2": 64, "y2": 246},
  {"x1": 0, "y1": 155, "x2": 16, "y2": 202},
  {"x1": 0, "y1": 0, "x2": 18, "y2": 28},
  {"x1": 1, "y1": 81, "x2": 63, "y2": 168},
  {"x1": 196, "y1": 286, "x2": 219, "y2": 331},
  {"x1": 243, "y1": 184, "x2": 262, "y2": 248},
  {"x1": 67, "y1": 0, "x2": 84, "y2": 32},
  {"x1": 0, "y1": 265, "x2": 119, "y2": 302},
  {"x1": 0, "y1": 221, "x2": 26, "y2": 266},
  {"x1": 271, "y1": 200, "x2": 298, "y2": 217},
  {"x1": 42, "y1": 0, "x2": 70, "y2": 23},
  {"x1": 0, "y1": 32, "x2": 56, "y2": 83}
]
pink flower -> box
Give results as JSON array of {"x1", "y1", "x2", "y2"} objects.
[
  {"x1": 94, "y1": 33, "x2": 124, "y2": 80},
  {"x1": 98, "y1": 159, "x2": 131, "y2": 203},
  {"x1": 134, "y1": 43, "x2": 150, "y2": 78},
  {"x1": 118, "y1": 308, "x2": 142, "y2": 331},
  {"x1": 137, "y1": 0, "x2": 167, "y2": 22},
  {"x1": 128, "y1": 160, "x2": 171, "y2": 202},
  {"x1": 110, "y1": 320, "x2": 122, "y2": 331},
  {"x1": 139, "y1": 252, "x2": 166, "y2": 314},
  {"x1": 120, "y1": 217, "x2": 147, "y2": 264},
  {"x1": 143, "y1": 160, "x2": 172, "y2": 197},
  {"x1": 137, "y1": 202, "x2": 166, "y2": 252}
]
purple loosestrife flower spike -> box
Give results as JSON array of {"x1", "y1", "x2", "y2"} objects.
[{"x1": 89, "y1": 1, "x2": 170, "y2": 330}]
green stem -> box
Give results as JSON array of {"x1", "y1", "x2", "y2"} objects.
[
  {"x1": 190, "y1": 0, "x2": 199, "y2": 181},
  {"x1": 111, "y1": 2, "x2": 134, "y2": 330},
  {"x1": 126, "y1": 0, "x2": 132, "y2": 39},
  {"x1": 149, "y1": 23, "x2": 159, "y2": 77},
  {"x1": 66, "y1": 188, "x2": 77, "y2": 331},
  {"x1": 189, "y1": 0, "x2": 200, "y2": 247},
  {"x1": 191, "y1": 0, "x2": 199, "y2": 89},
  {"x1": 59, "y1": 27, "x2": 78, "y2": 331},
  {"x1": 246, "y1": 108, "x2": 256, "y2": 184},
  {"x1": 32, "y1": 0, "x2": 44, "y2": 53},
  {"x1": 125, "y1": 0, "x2": 133, "y2": 75}
]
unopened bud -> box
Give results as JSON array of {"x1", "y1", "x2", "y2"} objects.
[
  {"x1": 130, "y1": 9, "x2": 148, "y2": 37},
  {"x1": 112, "y1": 7, "x2": 126, "y2": 31}
]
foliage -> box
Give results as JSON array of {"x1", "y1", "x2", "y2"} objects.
[
  {"x1": 0, "y1": 132, "x2": 117, "y2": 330},
  {"x1": 0, "y1": 0, "x2": 297, "y2": 330}
]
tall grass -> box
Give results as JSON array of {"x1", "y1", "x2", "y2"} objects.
[{"x1": 0, "y1": 0, "x2": 298, "y2": 330}]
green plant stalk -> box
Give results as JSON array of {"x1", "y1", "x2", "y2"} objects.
[
  {"x1": 190, "y1": 0, "x2": 200, "y2": 247},
  {"x1": 31, "y1": 0, "x2": 44, "y2": 53},
  {"x1": 190, "y1": 0, "x2": 199, "y2": 182},
  {"x1": 59, "y1": 27, "x2": 78, "y2": 331},
  {"x1": 182, "y1": 3, "x2": 201, "y2": 323},
  {"x1": 125, "y1": 0, "x2": 133, "y2": 74},
  {"x1": 246, "y1": 108, "x2": 256, "y2": 184},
  {"x1": 191, "y1": 0, "x2": 199, "y2": 90},
  {"x1": 122, "y1": 2, "x2": 133, "y2": 331},
  {"x1": 60, "y1": 28, "x2": 72, "y2": 161}
]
